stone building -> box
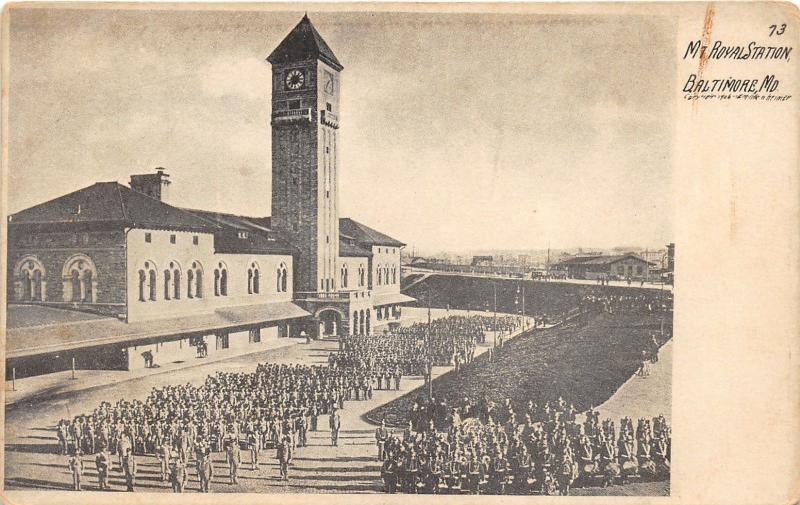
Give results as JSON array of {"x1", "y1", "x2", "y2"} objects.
[{"x1": 6, "y1": 15, "x2": 413, "y2": 378}]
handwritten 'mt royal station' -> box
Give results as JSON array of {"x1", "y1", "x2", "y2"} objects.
[{"x1": 6, "y1": 16, "x2": 414, "y2": 377}]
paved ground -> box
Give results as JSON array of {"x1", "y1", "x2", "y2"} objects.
[{"x1": 4, "y1": 308, "x2": 528, "y2": 493}]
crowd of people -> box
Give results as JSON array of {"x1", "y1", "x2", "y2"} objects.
[
  {"x1": 55, "y1": 362, "x2": 362, "y2": 492},
  {"x1": 330, "y1": 315, "x2": 522, "y2": 378},
  {"x1": 379, "y1": 395, "x2": 670, "y2": 495}
]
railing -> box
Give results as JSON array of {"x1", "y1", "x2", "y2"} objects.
[
  {"x1": 272, "y1": 108, "x2": 313, "y2": 124},
  {"x1": 295, "y1": 289, "x2": 371, "y2": 302},
  {"x1": 320, "y1": 110, "x2": 339, "y2": 129}
]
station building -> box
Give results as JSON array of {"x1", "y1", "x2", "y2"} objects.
[{"x1": 5, "y1": 15, "x2": 413, "y2": 378}]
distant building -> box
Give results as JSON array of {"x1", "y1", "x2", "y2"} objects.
[
  {"x1": 553, "y1": 254, "x2": 655, "y2": 280},
  {"x1": 471, "y1": 256, "x2": 494, "y2": 266}
]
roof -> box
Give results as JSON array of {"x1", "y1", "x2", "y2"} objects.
[
  {"x1": 9, "y1": 182, "x2": 219, "y2": 233},
  {"x1": 339, "y1": 240, "x2": 372, "y2": 258},
  {"x1": 182, "y1": 208, "x2": 295, "y2": 255},
  {"x1": 556, "y1": 254, "x2": 655, "y2": 266},
  {"x1": 267, "y1": 15, "x2": 343, "y2": 71},
  {"x1": 373, "y1": 292, "x2": 416, "y2": 307},
  {"x1": 339, "y1": 218, "x2": 405, "y2": 248},
  {"x1": 7, "y1": 302, "x2": 310, "y2": 359}
]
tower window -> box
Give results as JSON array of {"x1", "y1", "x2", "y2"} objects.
[
  {"x1": 170, "y1": 234, "x2": 176, "y2": 244},
  {"x1": 326, "y1": 102, "x2": 332, "y2": 112},
  {"x1": 193, "y1": 236, "x2": 199, "y2": 245},
  {"x1": 326, "y1": 190, "x2": 330, "y2": 199},
  {"x1": 145, "y1": 233, "x2": 152, "y2": 243}
]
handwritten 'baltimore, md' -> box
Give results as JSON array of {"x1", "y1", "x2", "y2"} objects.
[{"x1": 684, "y1": 40, "x2": 792, "y2": 61}]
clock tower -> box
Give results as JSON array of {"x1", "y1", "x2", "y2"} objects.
[{"x1": 268, "y1": 15, "x2": 343, "y2": 294}]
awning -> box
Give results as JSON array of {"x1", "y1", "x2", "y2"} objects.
[
  {"x1": 372, "y1": 292, "x2": 416, "y2": 307},
  {"x1": 6, "y1": 301, "x2": 310, "y2": 359}
]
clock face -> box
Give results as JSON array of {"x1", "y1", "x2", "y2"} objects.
[{"x1": 285, "y1": 69, "x2": 305, "y2": 90}]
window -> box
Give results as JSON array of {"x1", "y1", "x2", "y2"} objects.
[
  {"x1": 637, "y1": 265, "x2": 643, "y2": 275},
  {"x1": 326, "y1": 102, "x2": 332, "y2": 112},
  {"x1": 288, "y1": 99, "x2": 301, "y2": 109},
  {"x1": 164, "y1": 270, "x2": 171, "y2": 300},
  {"x1": 63, "y1": 255, "x2": 97, "y2": 303},
  {"x1": 149, "y1": 269, "x2": 157, "y2": 301},
  {"x1": 249, "y1": 328, "x2": 261, "y2": 343},
  {"x1": 193, "y1": 236, "x2": 199, "y2": 245},
  {"x1": 277, "y1": 263, "x2": 288, "y2": 293},
  {"x1": 341, "y1": 264, "x2": 348, "y2": 288},
  {"x1": 170, "y1": 234, "x2": 176, "y2": 244},
  {"x1": 326, "y1": 235, "x2": 330, "y2": 244},
  {"x1": 238, "y1": 231, "x2": 248, "y2": 239},
  {"x1": 358, "y1": 264, "x2": 365, "y2": 287},
  {"x1": 214, "y1": 262, "x2": 228, "y2": 296},
  {"x1": 187, "y1": 269, "x2": 194, "y2": 299},
  {"x1": 173, "y1": 268, "x2": 181, "y2": 300},
  {"x1": 326, "y1": 190, "x2": 330, "y2": 198},
  {"x1": 392, "y1": 266, "x2": 397, "y2": 284},
  {"x1": 138, "y1": 270, "x2": 146, "y2": 302},
  {"x1": 195, "y1": 265, "x2": 203, "y2": 298},
  {"x1": 377, "y1": 265, "x2": 382, "y2": 285},
  {"x1": 145, "y1": 232, "x2": 152, "y2": 243},
  {"x1": 248, "y1": 262, "x2": 260, "y2": 294},
  {"x1": 16, "y1": 256, "x2": 46, "y2": 302}
]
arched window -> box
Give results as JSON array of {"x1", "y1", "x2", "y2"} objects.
[
  {"x1": 196, "y1": 269, "x2": 203, "y2": 298},
  {"x1": 138, "y1": 270, "x2": 146, "y2": 302},
  {"x1": 16, "y1": 256, "x2": 47, "y2": 302},
  {"x1": 187, "y1": 269, "x2": 194, "y2": 299},
  {"x1": 384, "y1": 266, "x2": 390, "y2": 285},
  {"x1": 214, "y1": 262, "x2": 228, "y2": 296},
  {"x1": 377, "y1": 264, "x2": 382, "y2": 285},
  {"x1": 148, "y1": 268, "x2": 157, "y2": 301},
  {"x1": 392, "y1": 266, "x2": 397, "y2": 284},
  {"x1": 247, "y1": 268, "x2": 253, "y2": 294},
  {"x1": 252, "y1": 263, "x2": 260, "y2": 294},
  {"x1": 340, "y1": 264, "x2": 348, "y2": 288},
  {"x1": 353, "y1": 311, "x2": 359, "y2": 336},
  {"x1": 21, "y1": 271, "x2": 31, "y2": 301},
  {"x1": 173, "y1": 269, "x2": 181, "y2": 300},
  {"x1": 62, "y1": 254, "x2": 97, "y2": 303},
  {"x1": 358, "y1": 264, "x2": 365, "y2": 287},
  {"x1": 164, "y1": 269, "x2": 171, "y2": 300},
  {"x1": 277, "y1": 263, "x2": 288, "y2": 293}
]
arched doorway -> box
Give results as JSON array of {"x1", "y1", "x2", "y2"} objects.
[{"x1": 318, "y1": 308, "x2": 344, "y2": 337}]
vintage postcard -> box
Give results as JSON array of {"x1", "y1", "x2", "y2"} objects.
[{"x1": 0, "y1": 2, "x2": 797, "y2": 504}]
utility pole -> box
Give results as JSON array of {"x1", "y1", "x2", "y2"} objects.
[
  {"x1": 427, "y1": 288, "x2": 433, "y2": 400},
  {"x1": 493, "y1": 280, "x2": 497, "y2": 348}
]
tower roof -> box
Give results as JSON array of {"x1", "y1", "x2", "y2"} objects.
[{"x1": 267, "y1": 15, "x2": 343, "y2": 71}]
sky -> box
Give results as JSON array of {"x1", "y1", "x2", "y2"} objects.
[{"x1": 7, "y1": 8, "x2": 676, "y2": 254}]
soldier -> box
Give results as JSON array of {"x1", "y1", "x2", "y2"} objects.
[
  {"x1": 277, "y1": 434, "x2": 292, "y2": 481},
  {"x1": 248, "y1": 429, "x2": 260, "y2": 470},
  {"x1": 375, "y1": 419, "x2": 389, "y2": 461},
  {"x1": 310, "y1": 403, "x2": 319, "y2": 432},
  {"x1": 170, "y1": 458, "x2": 187, "y2": 493},
  {"x1": 297, "y1": 415, "x2": 308, "y2": 448},
  {"x1": 381, "y1": 454, "x2": 397, "y2": 493},
  {"x1": 121, "y1": 447, "x2": 137, "y2": 492},
  {"x1": 329, "y1": 408, "x2": 341, "y2": 446},
  {"x1": 197, "y1": 450, "x2": 214, "y2": 493},
  {"x1": 226, "y1": 439, "x2": 241, "y2": 484},
  {"x1": 95, "y1": 446, "x2": 110, "y2": 491},
  {"x1": 158, "y1": 439, "x2": 172, "y2": 481},
  {"x1": 67, "y1": 449, "x2": 83, "y2": 491}
]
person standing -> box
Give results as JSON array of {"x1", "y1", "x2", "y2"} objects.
[
  {"x1": 170, "y1": 458, "x2": 187, "y2": 493},
  {"x1": 68, "y1": 450, "x2": 83, "y2": 491},
  {"x1": 121, "y1": 447, "x2": 137, "y2": 492},
  {"x1": 226, "y1": 440, "x2": 241, "y2": 484},
  {"x1": 310, "y1": 403, "x2": 319, "y2": 432},
  {"x1": 158, "y1": 440, "x2": 172, "y2": 481},
  {"x1": 95, "y1": 446, "x2": 110, "y2": 491},
  {"x1": 197, "y1": 451, "x2": 214, "y2": 493},
  {"x1": 277, "y1": 434, "x2": 292, "y2": 481},
  {"x1": 248, "y1": 430, "x2": 260, "y2": 470},
  {"x1": 375, "y1": 420, "x2": 389, "y2": 461},
  {"x1": 329, "y1": 408, "x2": 341, "y2": 447}
]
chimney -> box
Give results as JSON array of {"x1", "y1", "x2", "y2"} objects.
[{"x1": 130, "y1": 168, "x2": 171, "y2": 202}]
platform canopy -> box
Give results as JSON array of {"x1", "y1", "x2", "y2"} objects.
[
  {"x1": 372, "y1": 292, "x2": 416, "y2": 307},
  {"x1": 6, "y1": 302, "x2": 310, "y2": 359}
]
